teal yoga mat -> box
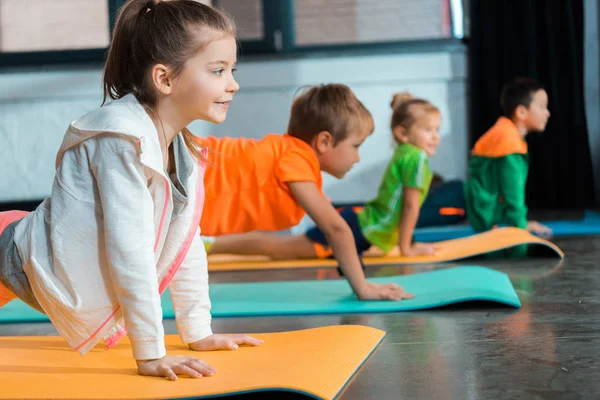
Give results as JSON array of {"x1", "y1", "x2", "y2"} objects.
[
  {"x1": 0, "y1": 266, "x2": 520, "y2": 323},
  {"x1": 415, "y1": 210, "x2": 600, "y2": 242}
]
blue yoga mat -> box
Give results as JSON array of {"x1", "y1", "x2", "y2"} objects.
[
  {"x1": 414, "y1": 210, "x2": 600, "y2": 242},
  {"x1": 0, "y1": 266, "x2": 520, "y2": 323}
]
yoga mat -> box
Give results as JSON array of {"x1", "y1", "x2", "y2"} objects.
[
  {"x1": 414, "y1": 210, "x2": 600, "y2": 242},
  {"x1": 0, "y1": 266, "x2": 520, "y2": 323},
  {"x1": 206, "y1": 227, "x2": 563, "y2": 272},
  {"x1": 0, "y1": 325, "x2": 384, "y2": 400}
]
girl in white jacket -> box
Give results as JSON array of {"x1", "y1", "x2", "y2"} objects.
[{"x1": 0, "y1": 0, "x2": 261, "y2": 380}]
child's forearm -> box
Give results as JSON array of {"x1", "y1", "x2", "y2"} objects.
[
  {"x1": 325, "y1": 225, "x2": 368, "y2": 296},
  {"x1": 398, "y1": 203, "x2": 420, "y2": 254}
]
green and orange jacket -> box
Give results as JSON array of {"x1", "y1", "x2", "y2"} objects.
[{"x1": 464, "y1": 117, "x2": 529, "y2": 232}]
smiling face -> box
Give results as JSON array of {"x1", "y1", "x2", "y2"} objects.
[
  {"x1": 393, "y1": 106, "x2": 441, "y2": 156},
  {"x1": 168, "y1": 35, "x2": 239, "y2": 124}
]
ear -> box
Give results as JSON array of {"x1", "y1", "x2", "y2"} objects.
[
  {"x1": 312, "y1": 131, "x2": 333, "y2": 154},
  {"x1": 393, "y1": 126, "x2": 409, "y2": 143},
  {"x1": 514, "y1": 104, "x2": 528, "y2": 121},
  {"x1": 150, "y1": 63, "x2": 173, "y2": 96}
]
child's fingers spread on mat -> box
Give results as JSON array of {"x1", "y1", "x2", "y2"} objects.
[
  {"x1": 231, "y1": 334, "x2": 264, "y2": 346},
  {"x1": 138, "y1": 355, "x2": 214, "y2": 380},
  {"x1": 175, "y1": 365, "x2": 203, "y2": 378},
  {"x1": 214, "y1": 335, "x2": 240, "y2": 350},
  {"x1": 165, "y1": 358, "x2": 212, "y2": 379},
  {"x1": 156, "y1": 365, "x2": 178, "y2": 381},
  {"x1": 385, "y1": 283, "x2": 413, "y2": 294},
  {"x1": 188, "y1": 334, "x2": 260, "y2": 351},
  {"x1": 360, "y1": 282, "x2": 410, "y2": 301},
  {"x1": 166, "y1": 371, "x2": 178, "y2": 381},
  {"x1": 381, "y1": 283, "x2": 414, "y2": 301},
  {"x1": 396, "y1": 287, "x2": 415, "y2": 300},
  {"x1": 227, "y1": 340, "x2": 239, "y2": 350},
  {"x1": 189, "y1": 359, "x2": 216, "y2": 375},
  {"x1": 386, "y1": 289, "x2": 407, "y2": 301}
]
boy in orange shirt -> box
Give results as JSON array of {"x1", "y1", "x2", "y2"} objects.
[{"x1": 200, "y1": 84, "x2": 412, "y2": 301}]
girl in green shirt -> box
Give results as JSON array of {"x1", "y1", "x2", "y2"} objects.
[
  {"x1": 306, "y1": 92, "x2": 442, "y2": 258},
  {"x1": 207, "y1": 93, "x2": 442, "y2": 264}
]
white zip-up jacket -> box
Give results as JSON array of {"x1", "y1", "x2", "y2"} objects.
[{"x1": 13, "y1": 94, "x2": 212, "y2": 360}]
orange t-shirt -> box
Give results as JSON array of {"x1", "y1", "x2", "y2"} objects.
[{"x1": 198, "y1": 133, "x2": 322, "y2": 236}]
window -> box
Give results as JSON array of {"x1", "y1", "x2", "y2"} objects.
[
  {"x1": 0, "y1": 0, "x2": 465, "y2": 67},
  {"x1": 0, "y1": 0, "x2": 123, "y2": 67},
  {"x1": 294, "y1": 0, "x2": 452, "y2": 46},
  {"x1": 214, "y1": 0, "x2": 284, "y2": 54},
  {"x1": 0, "y1": 0, "x2": 110, "y2": 53},
  {"x1": 217, "y1": 0, "x2": 264, "y2": 41},
  {"x1": 0, "y1": 0, "x2": 215, "y2": 67},
  {"x1": 219, "y1": 0, "x2": 465, "y2": 55}
]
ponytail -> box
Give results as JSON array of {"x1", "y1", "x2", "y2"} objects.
[
  {"x1": 390, "y1": 91, "x2": 439, "y2": 133},
  {"x1": 102, "y1": 0, "x2": 235, "y2": 161}
]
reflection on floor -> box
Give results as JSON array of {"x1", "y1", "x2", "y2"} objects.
[{"x1": 1, "y1": 235, "x2": 598, "y2": 399}]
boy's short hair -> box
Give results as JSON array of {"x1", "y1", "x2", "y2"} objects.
[
  {"x1": 500, "y1": 77, "x2": 546, "y2": 118},
  {"x1": 287, "y1": 84, "x2": 374, "y2": 145}
]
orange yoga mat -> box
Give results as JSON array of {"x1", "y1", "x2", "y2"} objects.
[
  {"x1": 207, "y1": 227, "x2": 564, "y2": 272},
  {"x1": 0, "y1": 325, "x2": 384, "y2": 400}
]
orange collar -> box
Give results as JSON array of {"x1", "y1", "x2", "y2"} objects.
[{"x1": 472, "y1": 117, "x2": 528, "y2": 157}]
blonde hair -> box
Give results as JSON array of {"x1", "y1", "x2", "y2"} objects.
[
  {"x1": 390, "y1": 92, "x2": 440, "y2": 135},
  {"x1": 103, "y1": 0, "x2": 235, "y2": 161}
]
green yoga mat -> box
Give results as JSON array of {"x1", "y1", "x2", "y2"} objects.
[{"x1": 0, "y1": 266, "x2": 520, "y2": 323}]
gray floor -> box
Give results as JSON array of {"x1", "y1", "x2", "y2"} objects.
[{"x1": 1, "y1": 235, "x2": 599, "y2": 399}]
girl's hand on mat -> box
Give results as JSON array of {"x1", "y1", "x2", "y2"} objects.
[
  {"x1": 403, "y1": 243, "x2": 436, "y2": 257},
  {"x1": 527, "y1": 221, "x2": 553, "y2": 237},
  {"x1": 358, "y1": 282, "x2": 415, "y2": 301},
  {"x1": 136, "y1": 355, "x2": 216, "y2": 381},
  {"x1": 189, "y1": 334, "x2": 264, "y2": 351}
]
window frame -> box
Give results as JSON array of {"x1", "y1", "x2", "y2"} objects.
[
  {"x1": 0, "y1": 0, "x2": 123, "y2": 68},
  {"x1": 213, "y1": 0, "x2": 291, "y2": 54},
  {"x1": 236, "y1": 0, "x2": 466, "y2": 57},
  {"x1": 0, "y1": 0, "x2": 465, "y2": 68}
]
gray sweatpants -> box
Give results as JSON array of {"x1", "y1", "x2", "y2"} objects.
[{"x1": 0, "y1": 220, "x2": 44, "y2": 313}]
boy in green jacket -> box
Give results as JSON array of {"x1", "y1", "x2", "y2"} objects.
[
  {"x1": 418, "y1": 78, "x2": 552, "y2": 247},
  {"x1": 464, "y1": 77, "x2": 552, "y2": 236}
]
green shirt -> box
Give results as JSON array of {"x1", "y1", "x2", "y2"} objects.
[{"x1": 358, "y1": 143, "x2": 433, "y2": 252}]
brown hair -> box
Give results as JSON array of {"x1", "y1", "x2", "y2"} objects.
[
  {"x1": 287, "y1": 84, "x2": 374, "y2": 145},
  {"x1": 390, "y1": 92, "x2": 439, "y2": 142},
  {"x1": 102, "y1": 0, "x2": 235, "y2": 160}
]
